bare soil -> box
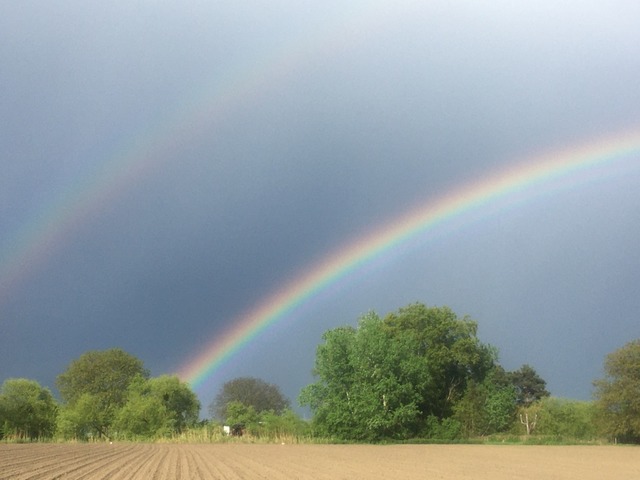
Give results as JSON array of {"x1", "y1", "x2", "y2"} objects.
[{"x1": 1, "y1": 443, "x2": 639, "y2": 479}]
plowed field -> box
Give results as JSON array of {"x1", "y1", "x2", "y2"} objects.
[{"x1": 1, "y1": 443, "x2": 639, "y2": 479}]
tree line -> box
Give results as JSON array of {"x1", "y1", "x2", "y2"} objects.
[
  {"x1": 2, "y1": 303, "x2": 639, "y2": 443},
  {"x1": 298, "y1": 304, "x2": 640, "y2": 443},
  {"x1": 1, "y1": 348, "x2": 200, "y2": 441},
  {"x1": 0, "y1": 349, "x2": 303, "y2": 442}
]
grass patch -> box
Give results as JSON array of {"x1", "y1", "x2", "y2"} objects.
[{"x1": 484, "y1": 434, "x2": 609, "y2": 445}]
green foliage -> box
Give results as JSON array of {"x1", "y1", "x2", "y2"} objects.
[
  {"x1": 594, "y1": 339, "x2": 640, "y2": 443},
  {"x1": 56, "y1": 393, "x2": 109, "y2": 440},
  {"x1": 298, "y1": 325, "x2": 359, "y2": 439},
  {"x1": 300, "y1": 304, "x2": 496, "y2": 441},
  {"x1": 256, "y1": 409, "x2": 310, "y2": 438},
  {"x1": 225, "y1": 401, "x2": 260, "y2": 429},
  {"x1": 54, "y1": 349, "x2": 200, "y2": 441},
  {"x1": 56, "y1": 348, "x2": 149, "y2": 439},
  {"x1": 382, "y1": 304, "x2": 496, "y2": 418},
  {"x1": 57, "y1": 348, "x2": 149, "y2": 406},
  {"x1": 508, "y1": 364, "x2": 550, "y2": 407},
  {"x1": 114, "y1": 391, "x2": 171, "y2": 438},
  {"x1": 533, "y1": 397, "x2": 598, "y2": 439},
  {"x1": 454, "y1": 369, "x2": 517, "y2": 436},
  {"x1": 216, "y1": 402, "x2": 310, "y2": 441},
  {"x1": 301, "y1": 314, "x2": 422, "y2": 441},
  {"x1": 484, "y1": 384, "x2": 517, "y2": 432},
  {"x1": 423, "y1": 415, "x2": 462, "y2": 441},
  {"x1": 0, "y1": 378, "x2": 58, "y2": 440},
  {"x1": 145, "y1": 375, "x2": 200, "y2": 432},
  {"x1": 210, "y1": 377, "x2": 290, "y2": 422},
  {"x1": 113, "y1": 375, "x2": 200, "y2": 439}
]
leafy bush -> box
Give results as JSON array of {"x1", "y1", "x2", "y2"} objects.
[{"x1": 423, "y1": 415, "x2": 462, "y2": 441}]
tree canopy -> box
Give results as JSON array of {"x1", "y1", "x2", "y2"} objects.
[
  {"x1": 57, "y1": 348, "x2": 149, "y2": 406},
  {"x1": 508, "y1": 364, "x2": 550, "y2": 407},
  {"x1": 210, "y1": 377, "x2": 290, "y2": 422},
  {"x1": 594, "y1": 339, "x2": 640, "y2": 443},
  {"x1": 299, "y1": 304, "x2": 497, "y2": 441},
  {"x1": 114, "y1": 375, "x2": 200, "y2": 438},
  {"x1": 55, "y1": 350, "x2": 201, "y2": 440},
  {"x1": 56, "y1": 348, "x2": 150, "y2": 439},
  {"x1": 0, "y1": 378, "x2": 57, "y2": 440}
]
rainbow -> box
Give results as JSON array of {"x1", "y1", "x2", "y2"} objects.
[{"x1": 178, "y1": 128, "x2": 640, "y2": 392}]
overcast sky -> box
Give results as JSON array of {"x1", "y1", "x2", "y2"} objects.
[{"x1": 2, "y1": 1, "x2": 640, "y2": 414}]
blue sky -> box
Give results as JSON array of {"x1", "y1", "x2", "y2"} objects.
[{"x1": 2, "y1": 1, "x2": 640, "y2": 414}]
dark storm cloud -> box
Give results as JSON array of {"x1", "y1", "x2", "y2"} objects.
[{"x1": 2, "y1": 1, "x2": 640, "y2": 410}]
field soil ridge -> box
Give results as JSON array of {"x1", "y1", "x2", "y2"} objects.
[{"x1": 1, "y1": 443, "x2": 639, "y2": 479}]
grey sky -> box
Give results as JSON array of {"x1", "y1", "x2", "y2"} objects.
[{"x1": 2, "y1": 1, "x2": 640, "y2": 414}]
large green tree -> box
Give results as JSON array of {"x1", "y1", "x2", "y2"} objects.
[
  {"x1": 0, "y1": 378, "x2": 58, "y2": 440},
  {"x1": 115, "y1": 375, "x2": 200, "y2": 437},
  {"x1": 145, "y1": 375, "x2": 200, "y2": 431},
  {"x1": 56, "y1": 348, "x2": 149, "y2": 439},
  {"x1": 210, "y1": 377, "x2": 290, "y2": 422},
  {"x1": 300, "y1": 313, "x2": 426, "y2": 440},
  {"x1": 382, "y1": 304, "x2": 496, "y2": 419},
  {"x1": 594, "y1": 339, "x2": 640, "y2": 443},
  {"x1": 300, "y1": 304, "x2": 496, "y2": 441},
  {"x1": 57, "y1": 393, "x2": 112, "y2": 440}
]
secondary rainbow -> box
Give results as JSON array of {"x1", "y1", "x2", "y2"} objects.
[
  {"x1": 0, "y1": 3, "x2": 393, "y2": 302},
  {"x1": 179, "y1": 128, "x2": 640, "y2": 392}
]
